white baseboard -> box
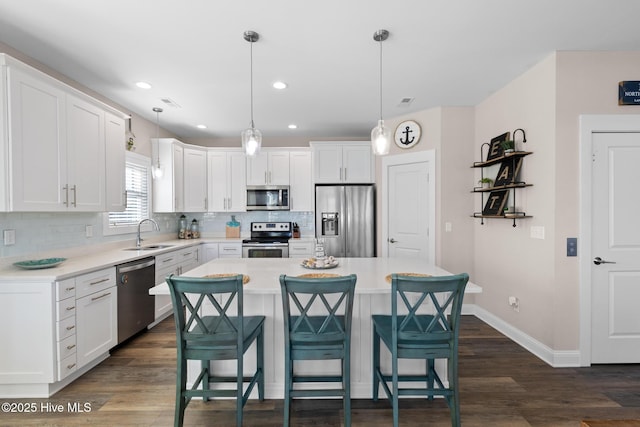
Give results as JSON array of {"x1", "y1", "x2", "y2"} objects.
[{"x1": 463, "y1": 304, "x2": 581, "y2": 368}]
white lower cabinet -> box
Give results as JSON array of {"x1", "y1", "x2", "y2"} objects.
[
  {"x1": 288, "y1": 239, "x2": 315, "y2": 258},
  {"x1": 0, "y1": 266, "x2": 115, "y2": 398},
  {"x1": 219, "y1": 242, "x2": 242, "y2": 258},
  {"x1": 154, "y1": 245, "x2": 202, "y2": 320},
  {"x1": 75, "y1": 285, "x2": 117, "y2": 369}
]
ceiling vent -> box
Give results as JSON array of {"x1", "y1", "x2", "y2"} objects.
[
  {"x1": 160, "y1": 98, "x2": 182, "y2": 108},
  {"x1": 398, "y1": 97, "x2": 414, "y2": 107}
]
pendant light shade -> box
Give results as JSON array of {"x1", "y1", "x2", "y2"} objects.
[
  {"x1": 242, "y1": 30, "x2": 262, "y2": 157},
  {"x1": 151, "y1": 107, "x2": 164, "y2": 179},
  {"x1": 371, "y1": 29, "x2": 390, "y2": 156}
]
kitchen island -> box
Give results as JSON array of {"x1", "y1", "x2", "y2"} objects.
[{"x1": 150, "y1": 257, "x2": 481, "y2": 399}]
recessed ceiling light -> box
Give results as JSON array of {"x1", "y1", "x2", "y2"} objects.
[
  {"x1": 273, "y1": 81, "x2": 288, "y2": 90},
  {"x1": 196, "y1": 124, "x2": 207, "y2": 129},
  {"x1": 288, "y1": 124, "x2": 297, "y2": 129},
  {"x1": 135, "y1": 81, "x2": 152, "y2": 89}
]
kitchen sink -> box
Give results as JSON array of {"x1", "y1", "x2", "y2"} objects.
[{"x1": 124, "y1": 244, "x2": 174, "y2": 251}]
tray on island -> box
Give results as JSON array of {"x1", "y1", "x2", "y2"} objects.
[{"x1": 301, "y1": 258, "x2": 339, "y2": 270}]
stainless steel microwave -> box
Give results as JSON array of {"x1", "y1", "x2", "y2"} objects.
[{"x1": 246, "y1": 185, "x2": 290, "y2": 211}]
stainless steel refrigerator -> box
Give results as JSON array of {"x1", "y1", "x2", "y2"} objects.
[{"x1": 315, "y1": 184, "x2": 375, "y2": 257}]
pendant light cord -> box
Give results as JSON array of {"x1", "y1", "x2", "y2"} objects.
[
  {"x1": 379, "y1": 37, "x2": 383, "y2": 121},
  {"x1": 249, "y1": 38, "x2": 255, "y2": 129}
]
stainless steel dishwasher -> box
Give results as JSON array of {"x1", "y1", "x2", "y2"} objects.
[{"x1": 116, "y1": 257, "x2": 156, "y2": 344}]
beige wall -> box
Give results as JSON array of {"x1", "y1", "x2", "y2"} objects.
[{"x1": 472, "y1": 51, "x2": 640, "y2": 352}]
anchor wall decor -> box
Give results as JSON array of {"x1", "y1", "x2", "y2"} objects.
[{"x1": 394, "y1": 120, "x2": 421, "y2": 149}]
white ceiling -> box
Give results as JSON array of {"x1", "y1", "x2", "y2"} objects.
[{"x1": 0, "y1": 0, "x2": 639, "y2": 140}]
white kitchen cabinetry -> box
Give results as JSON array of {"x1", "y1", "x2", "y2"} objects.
[
  {"x1": 74, "y1": 269, "x2": 117, "y2": 369},
  {"x1": 105, "y1": 112, "x2": 126, "y2": 212},
  {"x1": 246, "y1": 150, "x2": 290, "y2": 185},
  {"x1": 154, "y1": 246, "x2": 201, "y2": 320},
  {"x1": 0, "y1": 53, "x2": 124, "y2": 212},
  {"x1": 151, "y1": 138, "x2": 184, "y2": 212},
  {"x1": 0, "y1": 267, "x2": 116, "y2": 397},
  {"x1": 219, "y1": 242, "x2": 243, "y2": 258},
  {"x1": 289, "y1": 149, "x2": 313, "y2": 211},
  {"x1": 208, "y1": 149, "x2": 246, "y2": 212},
  {"x1": 288, "y1": 239, "x2": 315, "y2": 258},
  {"x1": 202, "y1": 243, "x2": 220, "y2": 263},
  {"x1": 310, "y1": 141, "x2": 374, "y2": 183},
  {"x1": 183, "y1": 146, "x2": 208, "y2": 212}
]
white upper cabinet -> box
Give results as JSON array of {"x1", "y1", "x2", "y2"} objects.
[
  {"x1": 208, "y1": 149, "x2": 246, "y2": 212},
  {"x1": 246, "y1": 150, "x2": 290, "y2": 185},
  {"x1": 310, "y1": 141, "x2": 374, "y2": 183},
  {"x1": 289, "y1": 150, "x2": 313, "y2": 211},
  {"x1": 183, "y1": 146, "x2": 208, "y2": 212},
  {"x1": 0, "y1": 54, "x2": 125, "y2": 212},
  {"x1": 151, "y1": 138, "x2": 184, "y2": 213},
  {"x1": 65, "y1": 94, "x2": 106, "y2": 211},
  {"x1": 105, "y1": 112, "x2": 126, "y2": 212}
]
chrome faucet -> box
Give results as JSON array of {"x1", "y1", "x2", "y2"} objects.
[{"x1": 136, "y1": 218, "x2": 160, "y2": 247}]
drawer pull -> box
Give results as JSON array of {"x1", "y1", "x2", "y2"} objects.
[
  {"x1": 66, "y1": 325, "x2": 75, "y2": 331},
  {"x1": 66, "y1": 306, "x2": 76, "y2": 311},
  {"x1": 162, "y1": 257, "x2": 174, "y2": 264},
  {"x1": 91, "y1": 292, "x2": 111, "y2": 302},
  {"x1": 183, "y1": 252, "x2": 192, "y2": 257},
  {"x1": 89, "y1": 278, "x2": 110, "y2": 286},
  {"x1": 67, "y1": 363, "x2": 76, "y2": 370},
  {"x1": 65, "y1": 286, "x2": 76, "y2": 291},
  {"x1": 66, "y1": 344, "x2": 76, "y2": 350}
]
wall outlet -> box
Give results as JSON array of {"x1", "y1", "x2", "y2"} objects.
[
  {"x1": 508, "y1": 296, "x2": 520, "y2": 312},
  {"x1": 445, "y1": 222, "x2": 452, "y2": 232},
  {"x1": 85, "y1": 225, "x2": 93, "y2": 238},
  {"x1": 530, "y1": 226, "x2": 545, "y2": 240},
  {"x1": 3, "y1": 229, "x2": 16, "y2": 246}
]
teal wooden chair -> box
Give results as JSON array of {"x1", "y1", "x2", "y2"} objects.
[
  {"x1": 372, "y1": 273, "x2": 469, "y2": 427},
  {"x1": 166, "y1": 274, "x2": 265, "y2": 427},
  {"x1": 279, "y1": 274, "x2": 357, "y2": 427}
]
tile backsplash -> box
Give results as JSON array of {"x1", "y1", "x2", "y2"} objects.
[{"x1": 0, "y1": 211, "x2": 314, "y2": 259}]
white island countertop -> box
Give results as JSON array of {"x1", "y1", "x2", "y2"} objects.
[{"x1": 150, "y1": 257, "x2": 482, "y2": 295}]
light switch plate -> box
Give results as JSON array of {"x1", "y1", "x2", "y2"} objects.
[
  {"x1": 3, "y1": 229, "x2": 16, "y2": 245},
  {"x1": 567, "y1": 237, "x2": 577, "y2": 256},
  {"x1": 530, "y1": 226, "x2": 545, "y2": 240}
]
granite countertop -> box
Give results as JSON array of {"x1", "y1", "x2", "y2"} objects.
[{"x1": 0, "y1": 236, "x2": 243, "y2": 282}]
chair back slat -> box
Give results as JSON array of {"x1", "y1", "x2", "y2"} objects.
[
  {"x1": 280, "y1": 275, "x2": 357, "y2": 345},
  {"x1": 391, "y1": 273, "x2": 468, "y2": 343},
  {"x1": 166, "y1": 274, "x2": 246, "y2": 348}
]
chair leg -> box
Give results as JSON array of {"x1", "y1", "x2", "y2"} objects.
[
  {"x1": 237, "y1": 354, "x2": 244, "y2": 427},
  {"x1": 427, "y1": 358, "x2": 435, "y2": 401},
  {"x1": 175, "y1": 356, "x2": 187, "y2": 427},
  {"x1": 344, "y1": 354, "x2": 351, "y2": 427},
  {"x1": 450, "y1": 354, "x2": 461, "y2": 427},
  {"x1": 283, "y1": 356, "x2": 292, "y2": 427},
  {"x1": 392, "y1": 350, "x2": 399, "y2": 427},
  {"x1": 258, "y1": 324, "x2": 265, "y2": 401},
  {"x1": 372, "y1": 328, "x2": 380, "y2": 401}
]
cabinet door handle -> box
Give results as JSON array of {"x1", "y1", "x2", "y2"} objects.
[
  {"x1": 269, "y1": 171, "x2": 272, "y2": 183},
  {"x1": 65, "y1": 286, "x2": 76, "y2": 292},
  {"x1": 162, "y1": 257, "x2": 174, "y2": 264},
  {"x1": 71, "y1": 185, "x2": 77, "y2": 207},
  {"x1": 63, "y1": 185, "x2": 69, "y2": 206},
  {"x1": 344, "y1": 168, "x2": 347, "y2": 181},
  {"x1": 264, "y1": 171, "x2": 268, "y2": 184},
  {"x1": 124, "y1": 190, "x2": 128, "y2": 208},
  {"x1": 66, "y1": 325, "x2": 75, "y2": 331},
  {"x1": 66, "y1": 306, "x2": 76, "y2": 311},
  {"x1": 66, "y1": 344, "x2": 76, "y2": 350},
  {"x1": 91, "y1": 292, "x2": 111, "y2": 301},
  {"x1": 204, "y1": 197, "x2": 208, "y2": 210},
  {"x1": 89, "y1": 278, "x2": 110, "y2": 286},
  {"x1": 67, "y1": 363, "x2": 76, "y2": 370}
]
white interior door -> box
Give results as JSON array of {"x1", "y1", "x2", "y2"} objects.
[
  {"x1": 382, "y1": 151, "x2": 435, "y2": 262},
  {"x1": 590, "y1": 131, "x2": 640, "y2": 363}
]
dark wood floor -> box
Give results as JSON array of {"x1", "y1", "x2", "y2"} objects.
[{"x1": 4, "y1": 315, "x2": 640, "y2": 426}]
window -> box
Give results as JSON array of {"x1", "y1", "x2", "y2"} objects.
[{"x1": 104, "y1": 152, "x2": 152, "y2": 235}]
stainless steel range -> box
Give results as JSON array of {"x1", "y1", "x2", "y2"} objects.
[{"x1": 242, "y1": 222, "x2": 292, "y2": 258}]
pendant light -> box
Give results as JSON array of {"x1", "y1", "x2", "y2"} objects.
[
  {"x1": 151, "y1": 107, "x2": 164, "y2": 179},
  {"x1": 371, "y1": 29, "x2": 391, "y2": 156},
  {"x1": 241, "y1": 30, "x2": 262, "y2": 157}
]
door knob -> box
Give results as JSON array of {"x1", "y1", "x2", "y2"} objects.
[
  {"x1": 389, "y1": 238, "x2": 397, "y2": 243},
  {"x1": 593, "y1": 257, "x2": 616, "y2": 265}
]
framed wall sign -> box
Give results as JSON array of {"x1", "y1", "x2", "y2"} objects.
[
  {"x1": 394, "y1": 120, "x2": 421, "y2": 149},
  {"x1": 619, "y1": 81, "x2": 640, "y2": 105},
  {"x1": 486, "y1": 132, "x2": 510, "y2": 161},
  {"x1": 494, "y1": 157, "x2": 523, "y2": 186}
]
